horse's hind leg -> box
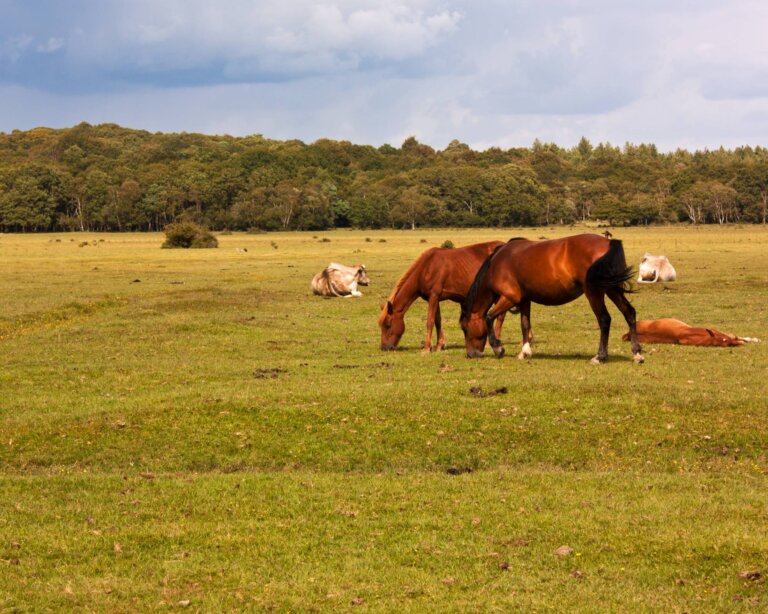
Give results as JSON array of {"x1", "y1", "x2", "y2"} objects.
[
  {"x1": 435, "y1": 302, "x2": 446, "y2": 351},
  {"x1": 607, "y1": 288, "x2": 644, "y2": 363},
  {"x1": 423, "y1": 293, "x2": 440, "y2": 353},
  {"x1": 585, "y1": 290, "x2": 611, "y2": 364}
]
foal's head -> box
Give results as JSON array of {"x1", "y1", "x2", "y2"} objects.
[{"x1": 379, "y1": 301, "x2": 406, "y2": 350}]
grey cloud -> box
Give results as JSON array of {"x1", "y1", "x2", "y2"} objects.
[{"x1": 1, "y1": 0, "x2": 462, "y2": 93}]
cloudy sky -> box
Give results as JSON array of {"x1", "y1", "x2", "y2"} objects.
[{"x1": 2, "y1": 0, "x2": 767, "y2": 151}]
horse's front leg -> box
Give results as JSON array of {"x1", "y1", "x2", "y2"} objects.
[
  {"x1": 423, "y1": 293, "x2": 440, "y2": 353},
  {"x1": 586, "y1": 290, "x2": 611, "y2": 364},
  {"x1": 344, "y1": 280, "x2": 361, "y2": 297},
  {"x1": 607, "y1": 288, "x2": 644, "y2": 363},
  {"x1": 486, "y1": 296, "x2": 516, "y2": 358},
  {"x1": 517, "y1": 301, "x2": 532, "y2": 360}
]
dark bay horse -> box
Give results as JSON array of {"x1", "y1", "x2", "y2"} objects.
[
  {"x1": 460, "y1": 234, "x2": 644, "y2": 364},
  {"x1": 380, "y1": 241, "x2": 507, "y2": 352}
]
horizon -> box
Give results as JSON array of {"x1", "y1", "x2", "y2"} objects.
[{"x1": 3, "y1": 121, "x2": 767, "y2": 156}]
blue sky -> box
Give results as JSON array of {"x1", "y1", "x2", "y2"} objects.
[{"x1": 2, "y1": 0, "x2": 768, "y2": 151}]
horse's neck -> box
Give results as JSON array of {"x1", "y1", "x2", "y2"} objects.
[{"x1": 390, "y1": 270, "x2": 421, "y2": 313}]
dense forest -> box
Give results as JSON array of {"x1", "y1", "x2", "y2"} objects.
[{"x1": 1, "y1": 122, "x2": 767, "y2": 232}]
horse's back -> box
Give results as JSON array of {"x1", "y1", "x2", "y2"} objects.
[
  {"x1": 414, "y1": 241, "x2": 505, "y2": 298},
  {"x1": 488, "y1": 234, "x2": 611, "y2": 304}
]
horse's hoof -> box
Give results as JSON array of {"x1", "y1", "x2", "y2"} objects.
[
  {"x1": 493, "y1": 346, "x2": 505, "y2": 359},
  {"x1": 633, "y1": 353, "x2": 645, "y2": 364},
  {"x1": 421, "y1": 347, "x2": 431, "y2": 355},
  {"x1": 590, "y1": 355, "x2": 605, "y2": 365}
]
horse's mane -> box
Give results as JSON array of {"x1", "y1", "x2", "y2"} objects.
[
  {"x1": 378, "y1": 248, "x2": 436, "y2": 325},
  {"x1": 461, "y1": 243, "x2": 506, "y2": 318}
]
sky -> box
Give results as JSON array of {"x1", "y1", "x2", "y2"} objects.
[{"x1": 2, "y1": 0, "x2": 768, "y2": 151}]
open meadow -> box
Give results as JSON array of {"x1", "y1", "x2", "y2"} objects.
[{"x1": 1, "y1": 226, "x2": 767, "y2": 612}]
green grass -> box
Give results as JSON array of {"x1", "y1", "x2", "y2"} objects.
[{"x1": 1, "y1": 226, "x2": 767, "y2": 611}]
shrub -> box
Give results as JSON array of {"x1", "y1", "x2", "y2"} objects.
[
  {"x1": 441, "y1": 240, "x2": 455, "y2": 249},
  {"x1": 162, "y1": 222, "x2": 219, "y2": 249}
]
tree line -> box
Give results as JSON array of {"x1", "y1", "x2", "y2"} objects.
[{"x1": 1, "y1": 122, "x2": 767, "y2": 232}]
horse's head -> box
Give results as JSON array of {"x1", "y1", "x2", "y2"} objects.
[
  {"x1": 379, "y1": 301, "x2": 405, "y2": 350},
  {"x1": 356, "y1": 265, "x2": 370, "y2": 286},
  {"x1": 705, "y1": 328, "x2": 745, "y2": 347},
  {"x1": 460, "y1": 311, "x2": 487, "y2": 358}
]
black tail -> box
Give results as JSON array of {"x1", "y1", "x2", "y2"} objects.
[
  {"x1": 585, "y1": 239, "x2": 634, "y2": 292},
  {"x1": 462, "y1": 244, "x2": 506, "y2": 318}
]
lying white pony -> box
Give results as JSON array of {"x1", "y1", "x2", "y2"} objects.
[
  {"x1": 311, "y1": 263, "x2": 370, "y2": 297},
  {"x1": 637, "y1": 253, "x2": 677, "y2": 283}
]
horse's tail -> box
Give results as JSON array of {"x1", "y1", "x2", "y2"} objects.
[
  {"x1": 312, "y1": 268, "x2": 343, "y2": 297},
  {"x1": 585, "y1": 239, "x2": 634, "y2": 293},
  {"x1": 462, "y1": 243, "x2": 506, "y2": 318}
]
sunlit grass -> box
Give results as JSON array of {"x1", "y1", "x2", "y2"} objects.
[{"x1": 1, "y1": 226, "x2": 767, "y2": 611}]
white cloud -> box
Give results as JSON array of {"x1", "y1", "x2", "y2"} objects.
[
  {"x1": 35, "y1": 37, "x2": 65, "y2": 53},
  {"x1": 58, "y1": 1, "x2": 461, "y2": 79},
  {"x1": 1, "y1": 34, "x2": 33, "y2": 62}
]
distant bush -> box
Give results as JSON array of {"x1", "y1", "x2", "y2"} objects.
[
  {"x1": 162, "y1": 222, "x2": 219, "y2": 249},
  {"x1": 441, "y1": 240, "x2": 455, "y2": 249}
]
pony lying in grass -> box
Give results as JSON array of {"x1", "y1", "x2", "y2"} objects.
[
  {"x1": 461, "y1": 234, "x2": 644, "y2": 364},
  {"x1": 379, "y1": 241, "x2": 506, "y2": 353},
  {"x1": 637, "y1": 253, "x2": 677, "y2": 283},
  {"x1": 312, "y1": 263, "x2": 370, "y2": 298},
  {"x1": 623, "y1": 319, "x2": 759, "y2": 347}
]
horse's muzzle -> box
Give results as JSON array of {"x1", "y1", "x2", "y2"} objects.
[
  {"x1": 380, "y1": 343, "x2": 396, "y2": 351},
  {"x1": 466, "y1": 349, "x2": 485, "y2": 358}
]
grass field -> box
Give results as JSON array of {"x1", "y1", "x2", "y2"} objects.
[{"x1": 1, "y1": 226, "x2": 767, "y2": 612}]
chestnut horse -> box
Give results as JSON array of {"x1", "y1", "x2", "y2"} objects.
[
  {"x1": 380, "y1": 241, "x2": 507, "y2": 352},
  {"x1": 623, "y1": 319, "x2": 758, "y2": 346},
  {"x1": 460, "y1": 234, "x2": 644, "y2": 364}
]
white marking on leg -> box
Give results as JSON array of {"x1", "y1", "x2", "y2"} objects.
[{"x1": 517, "y1": 342, "x2": 532, "y2": 360}]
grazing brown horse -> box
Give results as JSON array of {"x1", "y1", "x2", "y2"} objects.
[
  {"x1": 460, "y1": 234, "x2": 644, "y2": 364},
  {"x1": 622, "y1": 319, "x2": 758, "y2": 347},
  {"x1": 379, "y1": 241, "x2": 507, "y2": 352}
]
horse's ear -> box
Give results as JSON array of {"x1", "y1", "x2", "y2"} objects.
[
  {"x1": 706, "y1": 328, "x2": 715, "y2": 337},
  {"x1": 386, "y1": 300, "x2": 394, "y2": 315}
]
